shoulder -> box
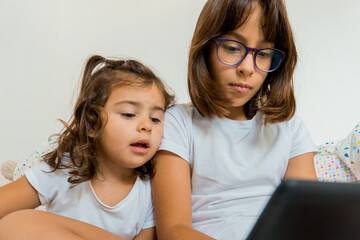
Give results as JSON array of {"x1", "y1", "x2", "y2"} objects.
[
  {"x1": 163, "y1": 103, "x2": 199, "y2": 133},
  {"x1": 165, "y1": 103, "x2": 196, "y2": 120},
  {"x1": 24, "y1": 159, "x2": 72, "y2": 205},
  {"x1": 260, "y1": 114, "x2": 307, "y2": 131},
  {"x1": 256, "y1": 113, "x2": 312, "y2": 143},
  {"x1": 130, "y1": 178, "x2": 153, "y2": 209},
  {"x1": 25, "y1": 155, "x2": 73, "y2": 188},
  {"x1": 285, "y1": 114, "x2": 311, "y2": 136},
  {"x1": 26, "y1": 160, "x2": 70, "y2": 181},
  {"x1": 284, "y1": 115, "x2": 317, "y2": 156},
  {"x1": 136, "y1": 177, "x2": 151, "y2": 191},
  {"x1": 131, "y1": 177, "x2": 151, "y2": 200},
  {"x1": 287, "y1": 114, "x2": 306, "y2": 127},
  {"x1": 160, "y1": 103, "x2": 197, "y2": 163}
]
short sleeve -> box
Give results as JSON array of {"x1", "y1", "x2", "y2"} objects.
[
  {"x1": 159, "y1": 104, "x2": 192, "y2": 164},
  {"x1": 24, "y1": 161, "x2": 68, "y2": 205},
  {"x1": 289, "y1": 115, "x2": 318, "y2": 159},
  {"x1": 142, "y1": 198, "x2": 155, "y2": 229}
]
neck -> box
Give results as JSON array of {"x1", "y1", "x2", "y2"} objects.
[
  {"x1": 226, "y1": 106, "x2": 249, "y2": 121},
  {"x1": 91, "y1": 159, "x2": 137, "y2": 207},
  {"x1": 94, "y1": 158, "x2": 136, "y2": 184}
]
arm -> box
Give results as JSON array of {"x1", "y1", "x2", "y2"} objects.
[
  {"x1": 283, "y1": 152, "x2": 317, "y2": 181},
  {"x1": 0, "y1": 176, "x2": 41, "y2": 219},
  {"x1": 151, "y1": 150, "x2": 215, "y2": 240},
  {"x1": 0, "y1": 209, "x2": 125, "y2": 240}
]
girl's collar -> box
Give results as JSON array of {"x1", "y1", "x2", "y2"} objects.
[{"x1": 214, "y1": 111, "x2": 259, "y2": 129}]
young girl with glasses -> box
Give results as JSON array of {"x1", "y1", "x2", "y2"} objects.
[
  {"x1": 0, "y1": 55, "x2": 174, "y2": 240},
  {"x1": 152, "y1": 0, "x2": 318, "y2": 239}
]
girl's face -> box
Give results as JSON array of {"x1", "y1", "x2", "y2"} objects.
[
  {"x1": 209, "y1": 4, "x2": 272, "y2": 121},
  {"x1": 97, "y1": 83, "x2": 165, "y2": 176}
]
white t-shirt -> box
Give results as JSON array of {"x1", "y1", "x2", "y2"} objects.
[
  {"x1": 25, "y1": 161, "x2": 154, "y2": 239},
  {"x1": 159, "y1": 103, "x2": 318, "y2": 240}
]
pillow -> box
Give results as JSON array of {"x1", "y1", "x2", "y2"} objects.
[{"x1": 315, "y1": 123, "x2": 360, "y2": 183}]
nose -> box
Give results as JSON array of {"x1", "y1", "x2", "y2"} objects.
[
  {"x1": 236, "y1": 51, "x2": 255, "y2": 75},
  {"x1": 137, "y1": 117, "x2": 152, "y2": 133}
]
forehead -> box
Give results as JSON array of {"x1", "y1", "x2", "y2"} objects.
[
  {"x1": 228, "y1": 4, "x2": 262, "y2": 33},
  {"x1": 221, "y1": 4, "x2": 273, "y2": 46},
  {"x1": 107, "y1": 83, "x2": 165, "y2": 107},
  {"x1": 215, "y1": 1, "x2": 278, "y2": 44}
]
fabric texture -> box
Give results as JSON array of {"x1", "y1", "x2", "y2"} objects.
[
  {"x1": 24, "y1": 161, "x2": 154, "y2": 239},
  {"x1": 159, "y1": 103, "x2": 318, "y2": 240},
  {"x1": 315, "y1": 123, "x2": 360, "y2": 183},
  {"x1": 13, "y1": 144, "x2": 51, "y2": 211}
]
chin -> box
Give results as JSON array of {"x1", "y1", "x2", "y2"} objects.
[
  {"x1": 230, "y1": 100, "x2": 248, "y2": 108},
  {"x1": 131, "y1": 159, "x2": 151, "y2": 169}
]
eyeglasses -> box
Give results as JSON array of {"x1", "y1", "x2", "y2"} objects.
[{"x1": 213, "y1": 38, "x2": 286, "y2": 73}]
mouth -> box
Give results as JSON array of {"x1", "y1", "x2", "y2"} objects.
[
  {"x1": 229, "y1": 83, "x2": 251, "y2": 94},
  {"x1": 130, "y1": 140, "x2": 150, "y2": 154}
]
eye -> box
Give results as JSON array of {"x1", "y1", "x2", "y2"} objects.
[
  {"x1": 223, "y1": 45, "x2": 241, "y2": 53},
  {"x1": 150, "y1": 118, "x2": 161, "y2": 124},
  {"x1": 257, "y1": 51, "x2": 273, "y2": 59},
  {"x1": 121, "y1": 113, "x2": 136, "y2": 118},
  {"x1": 219, "y1": 40, "x2": 245, "y2": 54}
]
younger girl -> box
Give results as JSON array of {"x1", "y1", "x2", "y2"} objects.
[
  {"x1": 152, "y1": 0, "x2": 318, "y2": 239},
  {"x1": 0, "y1": 55, "x2": 174, "y2": 240}
]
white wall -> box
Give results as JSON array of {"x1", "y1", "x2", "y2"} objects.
[
  {"x1": 1, "y1": 0, "x2": 359, "y2": 163},
  {"x1": 287, "y1": 0, "x2": 360, "y2": 144}
]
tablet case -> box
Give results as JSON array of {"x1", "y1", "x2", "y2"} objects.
[{"x1": 246, "y1": 180, "x2": 360, "y2": 240}]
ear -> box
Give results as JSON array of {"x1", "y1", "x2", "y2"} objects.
[{"x1": 88, "y1": 130, "x2": 96, "y2": 138}]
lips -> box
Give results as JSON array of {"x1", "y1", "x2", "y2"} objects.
[
  {"x1": 230, "y1": 83, "x2": 251, "y2": 94},
  {"x1": 130, "y1": 140, "x2": 150, "y2": 154}
]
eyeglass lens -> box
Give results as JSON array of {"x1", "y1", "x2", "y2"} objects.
[{"x1": 216, "y1": 40, "x2": 283, "y2": 72}]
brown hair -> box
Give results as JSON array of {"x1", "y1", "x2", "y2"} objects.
[
  {"x1": 188, "y1": 0, "x2": 297, "y2": 123},
  {"x1": 43, "y1": 55, "x2": 175, "y2": 185}
]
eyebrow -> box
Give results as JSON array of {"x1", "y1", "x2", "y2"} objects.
[
  {"x1": 226, "y1": 32, "x2": 271, "y2": 45},
  {"x1": 114, "y1": 101, "x2": 165, "y2": 112}
]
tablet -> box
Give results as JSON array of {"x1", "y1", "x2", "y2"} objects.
[{"x1": 246, "y1": 180, "x2": 360, "y2": 240}]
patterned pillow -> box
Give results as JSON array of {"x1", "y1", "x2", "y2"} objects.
[{"x1": 315, "y1": 123, "x2": 360, "y2": 183}]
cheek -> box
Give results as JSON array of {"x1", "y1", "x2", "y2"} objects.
[
  {"x1": 102, "y1": 120, "x2": 128, "y2": 143},
  {"x1": 100, "y1": 129, "x2": 122, "y2": 148},
  {"x1": 152, "y1": 128, "x2": 164, "y2": 147},
  {"x1": 257, "y1": 74, "x2": 268, "y2": 89}
]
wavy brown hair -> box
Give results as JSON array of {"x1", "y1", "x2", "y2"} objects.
[
  {"x1": 43, "y1": 55, "x2": 175, "y2": 185},
  {"x1": 188, "y1": 0, "x2": 297, "y2": 123}
]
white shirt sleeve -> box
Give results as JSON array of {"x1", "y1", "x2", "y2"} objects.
[
  {"x1": 142, "y1": 198, "x2": 155, "y2": 229},
  {"x1": 159, "y1": 105, "x2": 192, "y2": 164},
  {"x1": 24, "y1": 161, "x2": 68, "y2": 205},
  {"x1": 289, "y1": 115, "x2": 318, "y2": 159}
]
